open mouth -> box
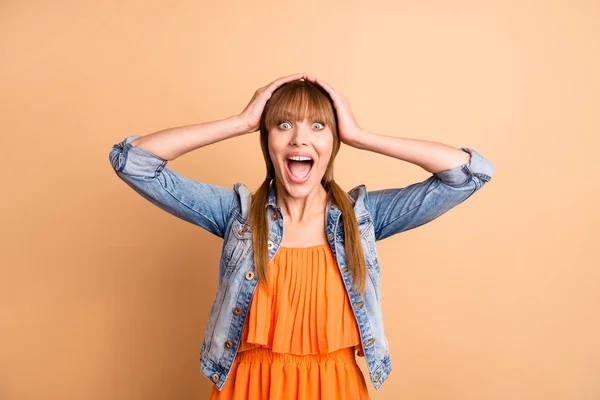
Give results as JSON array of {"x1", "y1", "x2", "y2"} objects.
[{"x1": 285, "y1": 156, "x2": 314, "y2": 183}]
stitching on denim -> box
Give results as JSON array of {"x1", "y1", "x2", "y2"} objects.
[
  {"x1": 154, "y1": 175, "x2": 223, "y2": 236},
  {"x1": 375, "y1": 178, "x2": 439, "y2": 238}
]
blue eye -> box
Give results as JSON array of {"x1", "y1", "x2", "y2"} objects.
[{"x1": 277, "y1": 121, "x2": 325, "y2": 130}]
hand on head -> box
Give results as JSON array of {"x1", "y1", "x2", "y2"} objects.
[{"x1": 239, "y1": 72, "x2": 308, "y2": 134}]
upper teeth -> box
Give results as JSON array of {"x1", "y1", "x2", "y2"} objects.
[{"x1": 288, "y1": 156, "x2": 312, "y2": 161}]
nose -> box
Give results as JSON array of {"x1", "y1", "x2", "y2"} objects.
[{"x1": 290, "y1": 122, "x2": 309, "y2": 146}]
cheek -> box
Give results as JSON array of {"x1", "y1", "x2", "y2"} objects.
[
  {"x1": 315, "y1": 139, "x2": 333, "y2": 158},
  {"x1": 266, "y1": 147, "x2": 278, "y2": 167},
  {"x1": 268, "y1": 134, "x2": 285, "y2": 149},
  {"x1": 267, "y1": 139, "x2": 280, "y2": 159}
]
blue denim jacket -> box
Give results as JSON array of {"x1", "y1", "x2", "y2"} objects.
[{"x1": 109, "y1": 134, "x2": 495, "y2": 391}]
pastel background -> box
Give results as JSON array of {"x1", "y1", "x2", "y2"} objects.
[{"x1": 1, "y1": 1, "x2": 598, "y2": 399}]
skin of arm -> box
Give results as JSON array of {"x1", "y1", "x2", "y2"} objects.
[
  {"x1": 129, "y1": 115, "x2": 249, "y2": 161},
  {"x1": 132, "y1": 71, "x2": 470, "y2": 172},
  {"x1": 351, "y1": 131, "x2": 472, "y2": 174}
]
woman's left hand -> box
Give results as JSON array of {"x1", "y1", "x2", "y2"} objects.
[{"x1": 305, "y1": 75, "x2": 364, "y2": 147}]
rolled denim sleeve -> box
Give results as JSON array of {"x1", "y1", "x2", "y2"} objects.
[
  {"x1": 367, "y1": 147, "x2": 495, "y2": 241},
  {"x1": 109, "y1": 135, "x2": 237, "y2": 238}
]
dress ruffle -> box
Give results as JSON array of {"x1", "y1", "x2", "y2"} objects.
[
  {"x1": 240, "y1": 243, "x2": 362, "y2": 354},
  {"x1": 209, "y1": 243, "x2": 369, "y2": 399}
]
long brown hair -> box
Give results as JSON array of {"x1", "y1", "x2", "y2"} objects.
[{"x1": 248, "y1": 79, "x2": 367, "y2": 295}]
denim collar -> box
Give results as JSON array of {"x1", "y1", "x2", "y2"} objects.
[
  {"x1": 266, "y1": 179, "x2": 278, "y2": 209},
  {"x1": 265, "y1": 179, "x2": 369, "y2": 217}
]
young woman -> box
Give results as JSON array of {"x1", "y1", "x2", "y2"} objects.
[{"x1": 109, "y1": 72, "x2": 495, "y2": 399}]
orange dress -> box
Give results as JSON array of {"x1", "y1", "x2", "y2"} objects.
[{"x1": 209, "y1": 243, "x2": 370, "y2": 399}]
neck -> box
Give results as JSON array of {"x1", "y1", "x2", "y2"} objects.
[{"x1": 275, "y1": 181, "x2": 328, "y2": 224}]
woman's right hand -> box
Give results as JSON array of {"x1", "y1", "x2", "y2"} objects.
[{"x1": 238, "y1": 72, "x2": 307, "y2": 134}]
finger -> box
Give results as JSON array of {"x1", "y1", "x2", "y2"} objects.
[
  {"x1": 321, "y1": 80, "x2": 344, "y2": 100},
  {"x1": 274, "y1": 72, "x2": 306, "y2": 85},
  {"x1": 264, "y1": 72, "x2": 306, "y2": 93},
  {"x1": 316, "y1": 77, "x2": 332, "y2": 89},
  {"x1": 315, "y1": 77, "x2": 338, "y2": 99}
]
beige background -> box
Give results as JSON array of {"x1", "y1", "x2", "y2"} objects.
[{"x1": 1, "y1": 0, "x2": 599, "y2": 399}]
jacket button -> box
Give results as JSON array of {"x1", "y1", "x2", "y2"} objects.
[
  {"x1": 233, "y1": 307, "x2": 242, "y2": 316},
  {"x1": 245, "y1": 270, "x2": 254, "y2": 280},
  {"x1": 212, "y1": 373, "x2": 219, "y2": 382},
  {"x1": 272, "y1": 211, "x2": 280, "y2": 220},
  {"x1": 225, "y1": 340, "x2": 233, "y2": 349},
  {"x1": 364, "y1": 338, "x2": 376, "y2": 346},
  {"x1": 267, "y1": 240, "x2": 274, "y2": 249}
]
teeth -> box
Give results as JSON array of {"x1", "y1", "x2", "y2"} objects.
[{"x1": 288, "y1": 156, "x2": 313, "y2": 161}]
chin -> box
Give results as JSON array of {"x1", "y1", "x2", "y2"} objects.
[{"x1": 278, "y1": 171, "x2": 323, "y2": 196}]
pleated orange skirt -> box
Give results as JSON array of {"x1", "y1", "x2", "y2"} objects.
[{"x1": 208, "y1": 346, "x2": 370, "y2": 399}]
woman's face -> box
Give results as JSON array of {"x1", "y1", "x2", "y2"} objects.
[{"x1": 268, "y1": 117, "x2": 334, "y2": 198}]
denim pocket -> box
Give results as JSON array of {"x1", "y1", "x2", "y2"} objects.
[
  {"x1": 224, "y1": 219, "x2": 253, "y2": 270},
  {"x1": 357, "y1": 215, "x2": 373, "y2": 239}
]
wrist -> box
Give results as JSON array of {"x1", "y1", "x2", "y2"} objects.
[
  {"x1": 227, "y1": 115, "x2": 252, "y2": 136},
  {"x1": 351, "y1": 129, "x2": 372, "y2": 150}
]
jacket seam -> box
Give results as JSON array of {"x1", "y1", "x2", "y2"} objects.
[
  {"x1": 227, "y1": 193, "x2": 237, "y2": 221},
  {"x1": 375, "y1": 179, "x2": 438, "y2": 237},
  {"x1": 152, "y1": 175, "x2": 223, "y2": 236}
]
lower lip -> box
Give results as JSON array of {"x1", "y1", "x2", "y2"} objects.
[{"x1": 285, "y1": 161, "x2": 313, "y2": 184}]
